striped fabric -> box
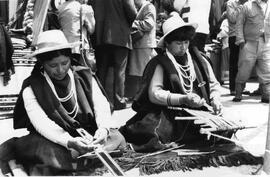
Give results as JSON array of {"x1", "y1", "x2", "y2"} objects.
[
  {"x1": 0, "y1": 94, "x2": 18, "y2": 120},
  {"x1": 0, "y1": 36, "x2": 35, "y2": 120}
]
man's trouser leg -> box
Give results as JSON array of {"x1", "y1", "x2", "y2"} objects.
[
  {"x1": 113, "y1": 46, "x2": 129, "y2": 110},
  {"x1": 256, "y1": 38, "x2": 270, "y2": 102},
  {"x1": 229, "y1": 36, "x2": 240, "y2": 93},
  {"x1": 234, "y1": 41, "x2": 257, "y2": 101}
]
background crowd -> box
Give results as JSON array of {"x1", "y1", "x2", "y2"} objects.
[{"x1": 54, "y1": 0, "x2": 229, "y2": 110}]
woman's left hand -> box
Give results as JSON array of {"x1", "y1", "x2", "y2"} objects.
[
  {"x1": 92, "y1": 128, "x2": 109, "y2": 145},
  {"x1": 210, "y1": 98, "x2": 223, "y2": 115}
]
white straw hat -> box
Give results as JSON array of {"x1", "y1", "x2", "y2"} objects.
[
  {"x1": 25, "y1": 30, "x2": 80, "y2": 58},
  {"x1": 157, "y1": 12, "x2": 198, "y2": 48}
]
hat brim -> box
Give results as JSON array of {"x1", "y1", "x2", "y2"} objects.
[
  {"x1": 25, "y1": 42, "x2": 81, "y2": 58},
  {"x1": 157, "y1": 23, "x2": 198, "y2": 49}
]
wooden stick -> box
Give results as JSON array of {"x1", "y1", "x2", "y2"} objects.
[
  {"x1": 202, "y1": 131, "x2": 243, "y2": 146},
  {"x1": 263, "y1": 102, "x2": 270, "y2": 174},
  {"x1": 134, "y1": 144, "x2": 185, "y2": 159},
  {"x1": 95, "y1": 148, "x2": 125, "y2": 176}
]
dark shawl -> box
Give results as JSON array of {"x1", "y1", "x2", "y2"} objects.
[
  {"x1": 13, "y1": 65, "x2": 107, "y2": 136},
  {"x1": 132, "y1": 51, "x2": 211, "y2": 113}
]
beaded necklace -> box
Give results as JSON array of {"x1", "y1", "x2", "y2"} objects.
[
  {"x1": 43, "y1": 69, "x2": 78, "y2": 118},
  {"x1": 166, "y1": 50, "x2": 196, "y2": 94}
]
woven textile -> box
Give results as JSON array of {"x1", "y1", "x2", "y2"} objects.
[{"x1": 80, "y1": 143, "x2": 263, "y2": 176}]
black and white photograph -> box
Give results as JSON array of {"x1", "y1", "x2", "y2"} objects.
[{"x1": 0, "y1": 0, "x2": 269, "y2": 176}]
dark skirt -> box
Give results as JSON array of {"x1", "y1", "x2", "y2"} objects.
[
  {"x1": 0, "y1": 133, "x2": 76, "y2": 176},
  {"x1": 119, "y1": 109, "x2": 209, "y2": 152}
]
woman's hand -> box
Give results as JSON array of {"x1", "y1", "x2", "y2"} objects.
[
  {"x1": 184, "y1": 93, "x2": 205, "y2": 108},
  {"x1": 210, "y1": 98, "x2": 223, "y2": 115},
  {"x1": 92, "y1": 128, "x2": 109, "y2": 145},
  {"x1": 67, "y1": 137, "x2": 94, "y2": 155}
]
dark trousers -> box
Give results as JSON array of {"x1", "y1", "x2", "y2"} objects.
[
  {"x1": 228, "y1": 36, "x2": 240, "y2": 92},
  {"x1": 95, "y1": 44, "x2": 129, "y2": 107}
]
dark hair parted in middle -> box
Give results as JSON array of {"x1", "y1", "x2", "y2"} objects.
[
  {"x1": 36, "y1": 48, "x2": 72, "y2": 62},
  {"x1": 164, "y1": 26, "x2": 196, "y2": 44}
]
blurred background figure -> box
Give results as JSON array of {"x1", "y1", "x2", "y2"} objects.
[
  {"x1": 217, "y1": 17, "x2": 230, "y2": 85},
  {"x1": 226, "y1": 0, "x2": 248, "y2": 95},
  {"x1": 234, "y1": 0, "x2": 270, "y2": 103},
  {"x1": 58, "y1": 0, "x2": 95, "y2": 65},
  {"x1": 125, "y1": 0, "x2": 157, "y2": 99},
  {"x1": 91, "y1": 0, "x2": 137, "y2": 110}
]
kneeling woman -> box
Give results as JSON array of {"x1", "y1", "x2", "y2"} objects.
[
  {"x1": 119, "y1": 13, "x2": 223, "y2": 152},
  {"x1": 0, "y1": 30, "x2": 124, "y2": 175}
]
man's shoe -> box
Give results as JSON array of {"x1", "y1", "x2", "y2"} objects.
[
  {"x1": 232, "y1": 97, "x2": 242, "y2": 102},
  {"x1": 114, "y1": 97, "x2": 132, "y2": 110},
  {"x1": 261, "y1": 98, "x2": 269, "y2": 103},
  {"x1": 114, "y1": 101, "x2": 128, "y2": 110},
  {"x1": 250, "y1": 89, "x2": 261, "y2": 96},
  {"x1": 242, "y1": 90, "x2": 250, "y2": 95}
]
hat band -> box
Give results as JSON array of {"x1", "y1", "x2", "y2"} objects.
[{"x1": 36, "y1": 42, "x2": 68, "y2": 50}]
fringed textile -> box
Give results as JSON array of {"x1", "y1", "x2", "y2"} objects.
[{"x1": 85, "y1": 143, "x2": 263, "y2": 176}]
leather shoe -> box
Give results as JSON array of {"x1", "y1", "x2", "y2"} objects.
[
  {"x1": 114, "y1": 97, "x2": 132, "y2": 110},
  {"x1": 261, "y1": 98, "x2": 269, "y2": 103},
  {"x1": 232, "y1": 97, "x2": 242, "y2": 102},
  {"x1": 114, "y1": 101, "x2": 127, "y2": 110},
  {"x1": 242, "y1": 90, "x2": 250, "y2": 95},
  {"x1": 250, "y1": 89, "x2": 261, "y2": 96}
]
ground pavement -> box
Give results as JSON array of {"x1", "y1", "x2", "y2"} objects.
[{"x1": 0, "y1": 81, "x2": 269, "y2": 176}]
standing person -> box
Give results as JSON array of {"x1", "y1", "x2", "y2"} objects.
[
  {"x1": 126, "y1": 0, "x2": 157, "y2": 99},
  {"x1": 91, "y1": 0, "x2": 137, "y2": 110},
  {"x1": 175, "y1": 0, "x2": 212, "y2": 53},
  {"x1": 233, "y1": 0, "x2": 270, "y2": 103},
  {"x1": 119, "y1": 14, "x2": 223, "y2": 152},
  {"x1": 217, "y1": 18, "x2": 230, "y2": 84},
  {"x1": 226, "y1": 0, "x2": 248, "y2": 95},
  {"x1": 58, "y1": 0, "x2": 95, "y2": 65},
  {"x1": 0, "y1": 30, "x2": 124, "y2": 176}
]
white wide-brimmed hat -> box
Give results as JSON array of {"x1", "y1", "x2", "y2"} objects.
[
  {"x1": 157, "y1": 12, "x2": 198, "y2": 48},
  {"x1": 26, "y1": 30, "x2": 80, "y2": 58}
]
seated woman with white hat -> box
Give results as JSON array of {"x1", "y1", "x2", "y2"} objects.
[
  {"x1": 0, "y1": 30, "x2": 125, "y2": 175},
  {"x1": 118, "y1": 13, "x2": 223, "y2": 152}
]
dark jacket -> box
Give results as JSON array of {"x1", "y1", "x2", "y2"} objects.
[{"x1": 91, "y1": 0, "x2": 137, "y2": 49}]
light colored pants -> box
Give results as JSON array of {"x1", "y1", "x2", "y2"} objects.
[{"x1": 236, "y1": 38, "x2": 270, "y2": 99}]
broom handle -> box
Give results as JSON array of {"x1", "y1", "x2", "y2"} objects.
[{"x1": 263, "y1": 101, "x2": 270, "y2": 174}]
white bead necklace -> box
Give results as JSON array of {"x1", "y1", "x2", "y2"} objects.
[
  {"x1": 166, "y1": 50, "x2": 196, "y2": 94},
  {"x1": 43, "y1": 69, "x2": 78, "y2": 118}
]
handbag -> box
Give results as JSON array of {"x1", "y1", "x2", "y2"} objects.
[{"x1": 79, "y1": 5, "x2": 97, "y2": 72}]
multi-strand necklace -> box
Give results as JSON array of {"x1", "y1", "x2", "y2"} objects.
[
  {"x1": 166, "y1": 50, "x2": 196, "y2": 94},
  {"x1": 43, "y1": 69, "x2": 78, "y2": 119}
]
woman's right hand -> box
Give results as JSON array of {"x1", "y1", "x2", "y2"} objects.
[
  {"x1": 67, "y1": 137, "x2": 94, "y2": 155},
  {"x1": 184, "y1": 93, "x2": 205, "y2": 108}
]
